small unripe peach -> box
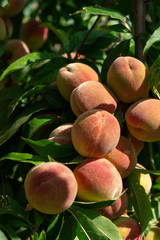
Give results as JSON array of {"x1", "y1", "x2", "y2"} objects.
[
  {"x1": 145, "y1": 226, "x2": 160, "y2": 240},
  {"x1": 4, "y1": 39, "x2": 30, "y2": 65},
  {"x1": 0, "y1": 17, "x2": 7, "y2": 41},
  {"x1": 98, "y1": 191, "x2": 128, "y2": 220},
  {"x1": 57, "y1": 62, "x2": 100, "y2": 101},
  {"x1": 20, "y1": 18, "x2": 48, "y2": 50},
  {"x1": 113, "y1": 216, "x2": 143, "y2": 240},
  {"x1": 133, "y1": 163, "x2": 152, "y2": 194},
  {"x1": 71, "y1": 109, "x2": 121, "y2": 158},
  {"x1": 49, "y1": 123, "x2": 73, "y2": 145},
  {"x1": 24, "y1": 162, "x2": 78, "y2": 214},
  {"x1": 73, "y1": 158, "x2": 123, "y2": 202},
  {"x1": 107, "y1": 56, "x2": 150, "y2": 103},
  {"x1": 70, "y1": 81, "x2": 118, "y2": 116},
  {"x1": 0, "y1": 0, "x2": 26, "y2": 17},
  {"x1": 125, "y1": 98, "x2": 160, "y2": 142},
  {"x1": 105, "y1": 136, "x2": 137, "y2": 178}
]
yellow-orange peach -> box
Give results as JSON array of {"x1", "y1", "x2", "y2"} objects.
[
  {"x1": 133, "y1": 163, "x2": 152, "y2": 194},
  {"x1": 73, "y1": 158, "x2": 123, "y2": 201},
  {"x1": 107, "y1": 56, "x2": 150, "y2": 103},
  {"x1": 24, "y1": 162, "x2": 78, "y2": 214},
  {"x1": 70, "y1": 81, "x2": 118, "y2": 116},
  {"x1": 145, "y1": 226, "x2": 160, "y2": 240},
  {"x1": 113, "y1": 216, "x2": 143, "y2": 240},
  {"x1": 129, "y1": 134, "x2": 144, "y2": 156},
  {"x1": 105, "y1": 136, "x2": 137, "y2": 178},
  {"x1": 125, "y1": 98, "x2": 160, "y2": 142},
  {"x1": 71, "y1": 109, "x2": 121, "y2": 158},
  {"x1": 57, "y1": 62, "x2": 100, "y2": 101},
  {"x1": 98, "y1": 191, "x2": 128, "y2": 220},
  {"x1": 49, "y1": 123, "x2": 73, "y2": 145}
]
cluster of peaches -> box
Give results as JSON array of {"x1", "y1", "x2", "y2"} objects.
[
  {"x1": 0, "y1": 0, "x2": 48, "y2": 66},
  {"x1": 24, "y1": 56, "x2": 160, "y2": 239}
]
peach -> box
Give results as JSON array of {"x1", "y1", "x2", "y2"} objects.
[
  {"x1": 24, "y1": 162, "x2": 78, "y2": 214},
  {"x1": 107, "y1": 56, "x2": 150, "y2": 103},
  {"x1": 4, "y1": 17, "x2": 13, "y2": 38},
  {"x1": 62, "y1": 52, "x2": 85, "y2": 60},
  {"x1": 70, "y1": 81, "x2": 118, "y2": 116},
  {"x1": 113, "y1": 216, "x2": 143, "y2": 240},
  {"x1": 125, "y1": 98, "x2": 160, "y2": 142},
  {"x1": 0, "y1": 17, "x2": 7, "y2": 41},
  {"x1": 57, "y1": 62, "x2": 100, "y2": 101},
  {"x1": 129, "y1": 134, "x2": 144, "y2": 156},
  {"x1": 145, "y1": 226, "x2": 160, "y2": 240},
  {"x1": 19, "y1": 18, "x2": 48, "y2": 50},
  {"x1": 0, "y1": 0, "x2": 26, "y2": 17},
  {"x1": 48, "y1": 123, "x2": 73, "y2": 145},
  {"x1": 105, "y1": 136, "x2": 137, "y2": 178},
  {"x1": 4, "y1": 39, "x2": 30, "y2": 65},
  {"x1": 98, "y1": 191, "x2": 128, "y2": 220},
  {"x1": 133, "y1": 163, "x2": 152, "y2": 194},
  {"x1": 71, "y1": 109, "x2": 121, "y2": 158},
  {"x1": 73, "y1": 158, "x2": 123, "y2": 201}
]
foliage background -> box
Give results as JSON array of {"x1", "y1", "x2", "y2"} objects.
[{"x1": 0, "y1": 0, "x2": 160, "y2": 239}]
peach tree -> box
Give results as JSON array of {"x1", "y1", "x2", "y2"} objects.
[{"x1": 0, "y1": 0, "x2": 160, "y2": 239}]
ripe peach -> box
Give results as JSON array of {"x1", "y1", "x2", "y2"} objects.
[
  {"x1": 19, "y1": 18, "x2": 48, "y2": 50},
  {"x1": 73, "y1": 158, "x2": 123, "y2": 201},
  {"x1": 70, "y1": 81, "x2": 118, "y2": 117},
  {"x1": 4, "y1": 39, "x2": 30, "y2": 65},
  {"x1": 105, "y1": 136, "x2": 137, "y2": 178},
  {"x1": 62, "y1": 52, "x2": 85, "y2": 60},
  {"x1": 145, "y1": 226, "x2": 160, "y2": 240},
  {"x1": 133, "y1": 163, "x2": 152, "y2": 194},
  {"x1": 98, "y1": 191, "x2": 128, "y2": 220},
  {"x1": 0, "y1": 0, "x2": 26, "y2": 17},
  {"x1": 24, "y1": 162, "x2": 78, "y2": 214},
  {"x1": 0, "y1": 17, "x2": 7, "y2": 41},
  {"x1": 107, "y1": 56, "x2": 150, "y2": 103},
  {"x1": 48, "y1": 123, "x2": 73, "y2": 145},
  {"x1": 125, "y1": 98, "x2": 160, "y2": 142},
  {"x1": 129, "y1": 134, "x2": 144, "y2": 156},
  {"x1": 57, "y1": 62, "x2": 100, "y2": 101},
  {"x1": 71, "y1": 109, "x2": 121, "y2": 158},
  {"x1": 113, "y1": 216, "x2": 143, "y2": 240}
]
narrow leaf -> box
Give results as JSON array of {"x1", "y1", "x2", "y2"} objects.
[
  {"x1": 143, "y1": 26, "x2": 160, "y2": 54},
  {"x1": 148, "y1": 55, "x2": 160, "y2": 98}
]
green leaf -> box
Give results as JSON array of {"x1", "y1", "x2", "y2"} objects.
[
  {"x1": 0, "y1": 230, "x2": 8, "y2": 240},
  {"x1": 143, "y1": 27, "x2": 160, "y2": 55},
  {"x1": 73, "y1": 6, "x2": 125, "y2": 22},
  {"x1": 42, "y1": 23, "x2": 70, "y2": 53},
  {"x1": 148, "y1": 55, "x2": 160, "y2": 98},
  {"x1": 69, "y1": 206, "x2": 122, "y2": 240},
  {"x1": 127, "y1": 172, "x2": 152, "y2": 232},
  {"x1": 0, "y1": 101, "x2": 48, "y2": 146},
  {"x1": 0, "y1": 52, "x2": 61, "y2": 81},
  {"x1": 22, "y1": 138, "x2": 77, "y2": 161},
  {"x1": 46, "y1": 214, "x2": 63, "y2": 239},
  {"x1": 38, "y1": 230, "x2": 46, "y2": 240},
  {"x1": 134, "y1": 166, "x2": 160, "y2": 175},
  {"x1": 0, "y1": 224, "x2": 21, "y2": 240},
  {"x1": 1, "y1": 152, "x2": 46, "y2": 165}
]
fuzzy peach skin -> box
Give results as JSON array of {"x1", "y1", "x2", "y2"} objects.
[
  {"x1": 105, "y1": 136, "x2": 137, "y2": 179},
  {"x1": 71, "y1": 109, "x2": 121, "y2": 158},
  {"x1": 24, "y1": 162, "x2": 78, "y2": 214},
  {"x1": 145, "y1": 226, "x2": 160, "y2": 240},
  {"x1": 133, "y1": 163, "x2": 152, "y2": 194},
  {"x1": 48, "y1": 123, "x2": 73, "y2": 145},
  {"x1": 20, "y1": 18, "x2": 48, "y2": 50},
  {"x1": 107, "y1": 56, "x2": 150, "y2": 103},
  {"x1": 57, "y1": 62, "x2": 100, "y2": 101},
  {"x1": 125, "y1": 98, "x2": 160, "y2": 142},
  {"x1": 98, "y1": 191, "x2": 128, "y2": 220},
  {"x1": 129, "y1": 134, "x2": 144, "y2": 156},
  {"x1": 70, "y1": 81, "x2": 118, "y2": 117},
  {"x1": 0, "y1": 0, "x2": 26, "y2": 17},
  {"x1": 4, "y1": 39, "x2": 30, "y2": 65},
  {"x1": 113, "y1": 216, "x2": 144, "y2": 240},
  {"x1": 73, "y1": 158, "x2": 123, "y2": 201}
]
